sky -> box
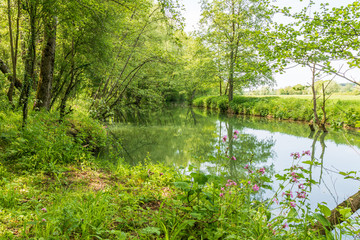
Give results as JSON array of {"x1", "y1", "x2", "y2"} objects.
[{"x1": 180, "y1": 0, "x2": 359, "y2": 89}]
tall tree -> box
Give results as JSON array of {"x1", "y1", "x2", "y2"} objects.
[
  {"x1": 200, "y1": 0, "x2": 274, "y2": 101},
  {"x1": 34, "y1": 13, "x2": 57, "y2": 111}
]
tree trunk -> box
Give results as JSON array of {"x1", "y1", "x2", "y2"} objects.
[
  {"x1": 228, "y1": 48, "x2": 234, "y2": 102},
  {"x1": 34, "y1": 15, "x2": 57, "y2": 111},
  {"x1": 0, "y1": 58, "x2": 22, "y2": 89},
  {"x1": 313, "y1": 190, "x2": 360, "y2": 235},
  {"x1": 6, "y1": 0, "x2": 21, "y2": 105},
  {"x1": 19, "y1": 1, "x2": 37, "y2": 126},
  {"x1": 310, "y1": 63, "x2": 320, "y2": 131}
]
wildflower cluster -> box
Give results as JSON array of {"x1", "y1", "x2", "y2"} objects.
[{"x1": 220, "y1": 179, "x2": 238, "y2": 197}]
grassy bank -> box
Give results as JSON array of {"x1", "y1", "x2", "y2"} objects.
[
  {"x1": 193, "y1": 95, "x2": 360, "y2": 128},
  {"x1": 0, "y1": 106, "x2": 359, "y2": 239}
]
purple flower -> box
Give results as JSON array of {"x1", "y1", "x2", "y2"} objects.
[
  {"x1": 248, "y1": 181, "x2": 251, "y2": 184},
  {"x1": 259, "y1": 168, "x2": 265, "y2": 174},
  {"x1": 222, "y1": 135, "x2": 228, "y2": 142},
  {"x1": 290, "y1": 201, "x2": 296, "y2": 208},
  {"x1": 41, "y1": 208, "x2": 47, "y2": 213},
  {"x1": 231, "y1": 156, "x2": 236, "y2": 161},
  {"x1": 234, "y1": 130, "x2": 239, "y2": 135},
  {"x1": 253, "y1": 184, "x2": 260, "y2": 191}
]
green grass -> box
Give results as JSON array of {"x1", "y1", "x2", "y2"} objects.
[{"x1": 193, "y1": 95, "x2": 360, "y2": 128}]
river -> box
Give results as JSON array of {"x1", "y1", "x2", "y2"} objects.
[{"x1": 108, "y1": 107, "x2": 360, "y2": 211}]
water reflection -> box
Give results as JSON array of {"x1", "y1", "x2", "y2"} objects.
[{"x1": 108, "y1": 107, "x2": 360, "y2": 210}]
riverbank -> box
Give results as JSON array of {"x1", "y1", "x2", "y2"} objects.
[
  {"x1": 193, "y1": 95, "x2": 360, "y2": 129},
  {"x1": 0, "y1": 108, "x2": 358, "y2": 239}
]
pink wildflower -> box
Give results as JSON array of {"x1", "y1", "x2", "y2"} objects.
[
  {"x1": 220, "y1": 193, "x2": 225, "y2": 197},
  {"x1": 259, "y1": 168, "x2": 265, "y2": 174},
  {"x1": 290, "y1": 201, "x2": 296, "y2": 208},
  {"x1": 234, "y1": 130, "x2": 239, "y2": 135},
  {"x1": 233, "y1": 135, "x2": 238, "y2": 139},
  {"x1": 244, "y1": 164, "x2": 249, "y2": 169},
  {"x1": 42, "y1": 219, "x2": 46, "y2": 222},
  {"x1": 41, "y1": 208, "x2": 47, "y2": 213},
  {"x1": 272, "y1": 198, "x2": 279, "y2": 204},
  {"x1": 253, "y1": 184, "x2": 260, "y2": 191},
  {"x1": 298, "y1": 183, "x2": 304, "y2": 189},
  {"x1": 221, "y1": 187, "x2": 225, "y2": 191},
  {"x1": 231, "y1": 156, "x2": 236, "y2": 161},
  {"x1": 283, "y1": 223, "x2": 288, "y2": 228},
  {"x1": 222, "y1": 135, "x2": 228, "y2": 142}
]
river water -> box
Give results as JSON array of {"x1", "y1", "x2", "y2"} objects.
[{"x1": 109, "y1": 107, "x2": 360, "y2": 211}]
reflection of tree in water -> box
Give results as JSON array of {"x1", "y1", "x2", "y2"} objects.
[
  {"x1": 107, "y1": 108, "x2": 217, "y2": 165},
  {"x1": 204, "y1": 119, "x2": 276, "y2": 183}
]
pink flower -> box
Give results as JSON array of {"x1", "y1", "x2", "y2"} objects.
[
  {"x1": 292, "y1": 177, "x2": 299, "y2": 183},
  {"x1": 259, "y1": 168, "x2": 265, "y2": 174},
  {"x1": 42, "y1": 219, "x2": 46, "y2": 222},
  {"x1": 226, "y1": 184, "x2": 230, "y2": 187},
  {"x1": 229, "y1": 191, "x2": 232, "y2": 195},
  {"x1": 220, "y1": 193, "x2": 225, "y2": 197},
  {"x1": 297, "y1": 191, "x2": 306, "y2": 199},
  {"x1": 231, "y1": 156, "x2": 236, "y2": 160},
  {"x1": 272, "y1": 198, "x2": 279, "y2": 204},
  {"x1": 290, "y1": 201, "x2": 296, "y2": 208},
  {"x1": 222, "y1": 135, "x2": 228, "y2": 142},
  {"x1": 253, "y1": 184, "x2": 260, "y2": 191},
  {"x1": 290, "y1": 152, "x2": 300, "y2": 159},
  {"x1": 159, "y1": 172, "x2": 164, "y2": 176},
  {"x1": 283, "y1": 223, "x2": 288, "y2": 228},
  {"x1": 232, "y1": 182, "x2": 237, "y2": 186},
  {"x1": 244, "y1": 164, "x2": 249, "y2": 169},
  {"x1": 290, "y1": 172, "x2": 296, "y2": 176},
  {"x1": 234, "y1": 130, "x2": 239, "y2": 135},
  {"x1": 302, "y1": 150, "x2": 311, "y2": 156},
  {"x1": 233, "y1": 135, "x2": 238, "y2": 139},
  {"x1": 221, "y1": 187, "x2": 225, "y2": 191},
  {"x1": 41, "y1": 208, "x2": 47, "y2": 212},
  {"x1": 298, "y1": 183, "x2": 304, "y2": 189},
  {"x1": 248, "y1": 181, "x2": 251, "y2": 184}
]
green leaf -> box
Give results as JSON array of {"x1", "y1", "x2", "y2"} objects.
[
  {"x1": 318, "y1": 203, "x2": 331, "y2": 218},
  {"x1": 287, "y1": 208, "x2": 297, "y2": 218},
  {"x1": 338, "y1": 207, "x2": 352, "y2": 219},
  {"x1": 190, "y1": 172, "x2": 209, "y2": 185},
  {"x1": 313, "y1": 213, "x2": 331, "y2": 227}
]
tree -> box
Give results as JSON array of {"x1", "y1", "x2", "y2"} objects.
[{"x1": 200, "y1": 0, "x2": 275, "y2": 102}]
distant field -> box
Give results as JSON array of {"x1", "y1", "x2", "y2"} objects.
[{"x1": 246, "y1": 95, "x2": 360, "y2": 101}]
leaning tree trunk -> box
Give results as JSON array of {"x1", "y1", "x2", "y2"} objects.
[
  {"x1": 313, "y1": 190, "x2": 360, "y2": 235},
  {"x1": 34, "y1": 15, "x2": 57, "y2": 111}
]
